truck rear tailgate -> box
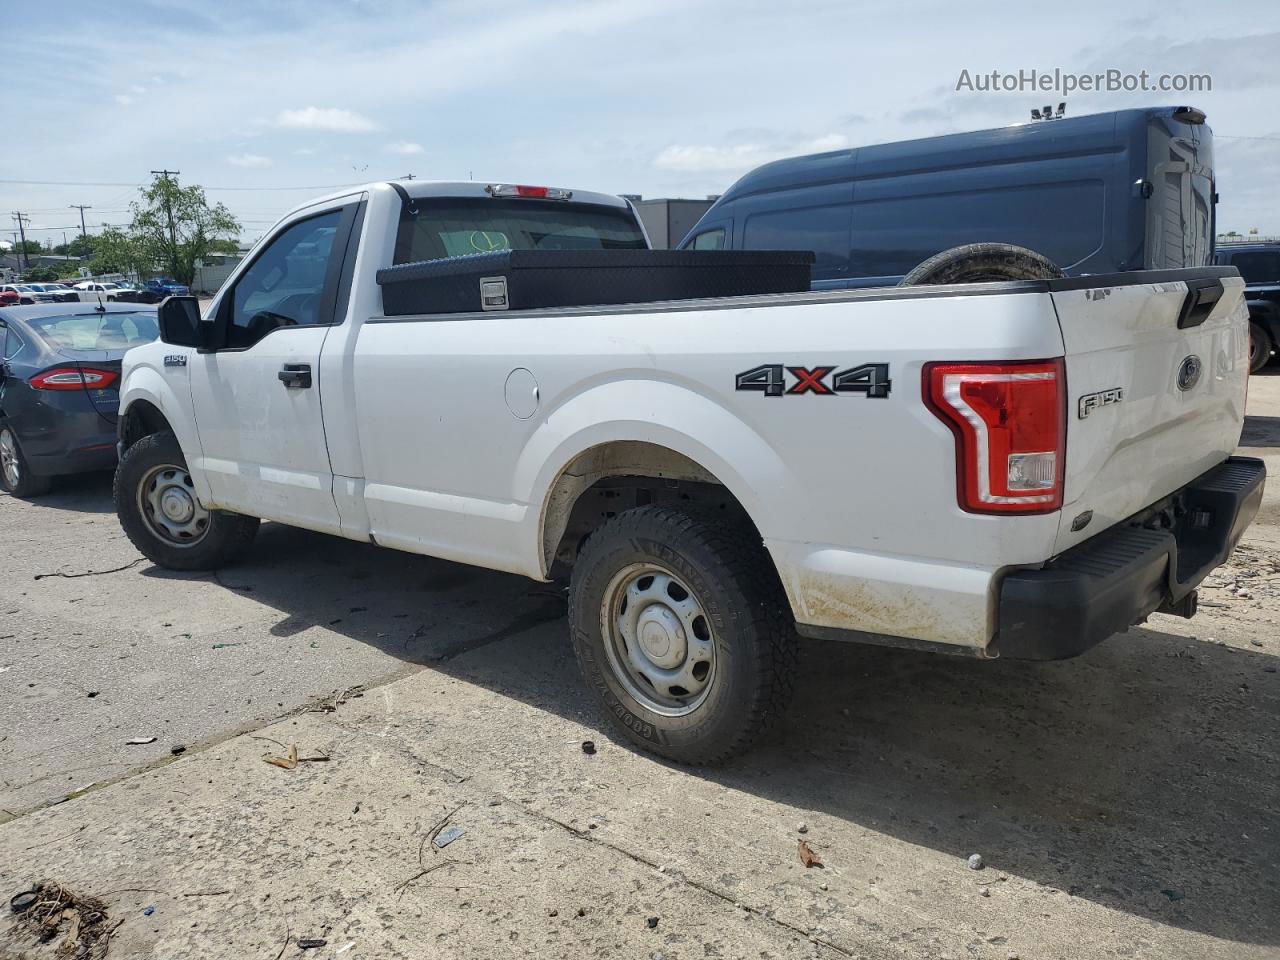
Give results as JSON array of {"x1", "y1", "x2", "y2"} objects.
[{"x1": 1050, "y1": 267, "x2": 1249, "y2": 554}]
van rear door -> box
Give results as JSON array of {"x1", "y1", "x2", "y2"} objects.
[
  {"x1": 1049, "y1": 267, "x2": 1248, "y2": 554},
  {"x1": 1145, "y1": 116, "x2": 1214, "y2": 269}
]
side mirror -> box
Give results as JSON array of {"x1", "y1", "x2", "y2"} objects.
[{"x1": 157, "y1": 296, "x2": 214, "y2": 350}]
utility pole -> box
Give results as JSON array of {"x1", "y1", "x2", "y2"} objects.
[
  {"x1": 150, "y1": 169, "x2": 180, "y2": 274},
  {"x1": 70, "y1": 204, "x2": 92, "y2": 241},
  {"x1": 401, "y1": 173, "x2": 416, "y2": 180},
  {"x1": 11, "y1": 212, "x2": 31, "y2": 269}
]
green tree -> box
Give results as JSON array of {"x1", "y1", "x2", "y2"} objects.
[
  {"x1": 130, "y1": 174, "x2": 240, "y2": 286},
  {"x1": 89, "y1": 226, "x2": 150, "y2": 277},
  {"x1": 10, "y1": 239, "x2": 42, "y2": 255}
]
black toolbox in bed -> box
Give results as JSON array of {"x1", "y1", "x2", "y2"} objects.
[{"x1": 375, "y1": 249, "x2": 815, "y2": 317}]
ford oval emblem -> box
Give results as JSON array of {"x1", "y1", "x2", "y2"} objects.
[{"x1": 1177, "y1": 355, "x2": 1202, "y2": 391}]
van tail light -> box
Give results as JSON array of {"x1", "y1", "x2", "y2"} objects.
[
  {"x1": 924, "y1": 359, "x2": 1065, "y2": 514},
  {"x1": 29, "y1": 367, "x2": 119, "y2": 391}
]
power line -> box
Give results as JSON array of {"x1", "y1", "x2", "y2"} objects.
[{"x1": 0, "y1": 177, "x2": 366, "y2": 191}]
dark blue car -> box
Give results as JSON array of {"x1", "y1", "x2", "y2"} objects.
[
  {"x1": 145, "y1": 276, "x2": 191, "y2": 297},
  {"x1": 682, "y1": 106, "x2": 1214, "y2": 287},
  {"x1": 1, "y1": 303, "x2": 158, "y2": 497}
]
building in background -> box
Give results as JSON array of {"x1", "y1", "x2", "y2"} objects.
[{"x1": 627, "y1": 197, "x2": 718, "y2": 249}]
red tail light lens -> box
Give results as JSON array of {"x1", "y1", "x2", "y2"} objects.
[
  {"x1": 925, "y1": 359, "x2": 1065, "y2": 514},
  {"x1": 485, "y1": 183, "x2": 573, "y2": 200},
  {"x1": 29, "y1": 367, "x2": 119, "y2": 391}
]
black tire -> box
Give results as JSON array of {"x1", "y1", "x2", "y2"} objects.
[
  {"x1": 568, "y1": 505, "x2": 796, "y2": 765},
  {"x1": 0, "y1": 425, "x2": 52, "y2": 498},
  {"x1": 114, "y1": 430, "x2": 259, "y2": 571},
  {"x1": 1249, "y1": 321, "x2": 1274, "y2": 374},
  {"x1": 900, "y1": 242, "x2": 1067, "y2": 285}
]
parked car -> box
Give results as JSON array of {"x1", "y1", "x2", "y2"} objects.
[
  {"x1": 0, "y1": 303, "x2": 159, "y2": 496},
  {"x1": 145, "y1": 276, "x2": 191, "y2": 297},
  {"x1": 35, "y1": 282, "x2": 81, "y2": 303},
  {"x1": 681, "y1": 106, "x2": 1215, "y2": 288},
  {"x1": 1, "y1": 283, "x2": 57, "y2": 304},
  {"x1": 113, "y1": 283, "x2": 165, "y2": 304},
  {"x1": 0, "y1": 288, "x2": 18, "y2": 307},
  {"x1": 1213, "y1": 241, "x2": 1280, "y2": 371},
  {"x1": 74, "y1": 280, "x2": 127, "y2": 301},
  {"x1": 111, "y1": 180, "x2": 1262, "y2": 764}
]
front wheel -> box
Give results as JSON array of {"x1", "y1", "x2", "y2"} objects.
[
  {"x1": 1249, "y1": 321, "x2": 1274, "y2": 374},
  {"x1": 569, "y1": 505, "x2": 796, "y2": 765},
  {"x1": 114, "y1": 431, "x2": 259, "y2": 570}
]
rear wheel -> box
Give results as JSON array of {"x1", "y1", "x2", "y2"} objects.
[
  {"x1": 0, "y1": 426, "x2": 52, "y2": 498},
  {"x1": 115, "y1": 431, "x2": 259, "y2": 570},
  {"x1": 568, "y1": 505, "x2": 796, "y2": 765},
  {"x1": 1249, "y1": 321, "x2": 1274, "y2": 373}
]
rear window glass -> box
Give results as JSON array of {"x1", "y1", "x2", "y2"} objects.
[
  {"x1": 28, "y1": 312, "x2": 159, "y2": 350},
  {"x1": 394, "y1": 198, "x2": 647, "y2": 264},
  {"x1": 1223, "y1": 250, "x2": 1280, "y2": 284}
]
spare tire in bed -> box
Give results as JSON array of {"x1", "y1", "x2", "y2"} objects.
[{"x1": 899, "y1": 243, "x2": 1067, "y2": 285}]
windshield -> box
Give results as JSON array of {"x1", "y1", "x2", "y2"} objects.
[
  {"x1": 28, "y1": 312, "x2": 159, "y2": 351},
  {"x1": 394, "y1": 197, "x2": 647, "y2": 264}
]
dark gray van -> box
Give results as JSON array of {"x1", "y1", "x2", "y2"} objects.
[{"x1": 681, "y1": 106, "x2": 1214, "y2": 288}]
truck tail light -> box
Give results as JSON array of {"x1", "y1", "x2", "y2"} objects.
[
  {"x1": 485, "y1": 184, "x2": 572, "y2": 200},
  {"x1": 29, "y1": 367, "x2": 119, "y2": 391},
  {"x1": 924, "y1": 359, "x2": 1065, "y2": 514}
]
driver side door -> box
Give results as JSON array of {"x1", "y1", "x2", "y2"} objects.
[{"x1": 188, "y1": 203, "x2": 361, "y2": 534}]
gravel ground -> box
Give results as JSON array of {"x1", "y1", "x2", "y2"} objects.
[{"x1": 1, "y1": 373, "x2": 1277, "y2": 959}]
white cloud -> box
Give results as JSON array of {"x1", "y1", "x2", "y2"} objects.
[
  {"x1": 653, "y1": 134, "x2": 849, "y2": 174},
  {"x1": 294, "y1": 147, "x2": 317, "y2": 156},
  {"x1": 113, "y1": 94, "x2": 133, "y2": 105},
  {"x1": 129, "y1": 84, "x2": 146, "y2": 95},
  {"x1": 385, "y1": 141, "x2": 424, "y2": 155},
  {"x1": 275, "y1": 106, "x2": 378, "y2": 133},
  {"x1": 228, "y1": 152, "x2": 272, "y2": 168}
]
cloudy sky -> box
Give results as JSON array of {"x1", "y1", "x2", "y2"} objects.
[{"x1": 3, "y1": 0, "x2": 1277, "y2": 245}]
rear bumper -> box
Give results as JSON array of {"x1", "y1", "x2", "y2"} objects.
[{"x1": 994, "y1": 456, "x2": 1266, "y2": 660}]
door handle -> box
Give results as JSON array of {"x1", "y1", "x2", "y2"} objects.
[{"x1": 278, "y1": 363, "x2": 312, "y2": 389}]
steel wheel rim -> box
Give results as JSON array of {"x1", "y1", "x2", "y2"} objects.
[
  {"x1": 600, "y1": 562, "x2": 717, "y2": 717},
  {"x1": 137, "y1": 463, "x2": 210, "y2": 546},
  {"x1": 1, "y1": 430, "x2": 19, "y2": 488}
]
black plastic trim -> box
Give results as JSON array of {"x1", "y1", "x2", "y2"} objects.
[{"x1": 994, "y1": 456, "x2": 1266, "y2": 660}]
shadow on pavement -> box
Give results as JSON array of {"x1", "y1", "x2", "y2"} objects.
[{"x1": 60, "y1": 485, "x2": 1275, "y2": 949}]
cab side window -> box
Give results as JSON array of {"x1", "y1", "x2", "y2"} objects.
[
  {"x1": 225, "y1": 210, "x2": 342, "y2": 349},
  {"x1": 689, "y1": 228, "x2": 726, "y2": 250}
]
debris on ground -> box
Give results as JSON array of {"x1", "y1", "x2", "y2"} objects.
[
  {"x1": 142, "y1": 905, "x2": 155, "y2": 916},
  {"x1": 798, "y1": 840, "x2": 823, "y2": 868},
  {"x1": 581, "y1": 741, "x2": 596, "y2": 755},
  {"x1": 297, "y1": 938, "x2": 327, "y2": 949},
  {"x1": 1161, "y1": 888, "x2": 1185, "y2": 902},
  {"x1": 967, "y1": 853, "x2": 985, "y2": 870},
  {"x1": 263, "y1": 744, "x2": 299, "y2": 770},
  {"x1": 12, "y1": 880, "x2": 118, "y2": 960},
  {"x1": 170, "y1": 744, "x2": 186, "y2": 756},
  {"x1": 33, "y1": 558, "x2": 144, "y2": 580},
  {"x1": 125, "y1": 737, "x2": 156, "y2": 745},
  {"x1": 309, "y1": 685, "x2": 366, "y2": 714},
  {"x1": 433, "y1": 825, "x2": 465, "y2": 849},
  {"x1": 335, "y1": 944, "x2": 355, "y2": 956},
  {"x1": 797, "y1": 822, "x2": 808, "y2": 834},
  {"x1": 646, "y1": 916, "x2": 659, "y2": 929}
]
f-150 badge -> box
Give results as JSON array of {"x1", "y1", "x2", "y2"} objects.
[
  {"x1": 735, "y1": 363, "x2": 891, "y2": 398},
  {"x1": 1078, "y1": 387, "x2": 1123, "y2": 419}
]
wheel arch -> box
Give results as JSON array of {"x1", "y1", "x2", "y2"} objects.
[
  {"x1": 118, "y1": 364, "x2": 210, "y2": 501},
  {"x1": 520, "y1": 382, "x2": 790, "y2": 580}
]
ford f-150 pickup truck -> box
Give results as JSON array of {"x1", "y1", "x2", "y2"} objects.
[{"x1": 111, "y1": 180, "x2": 1265, "y2": 764}]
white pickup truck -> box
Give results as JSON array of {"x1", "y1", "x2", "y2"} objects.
[{"x1": 113, "y1": 180, "x2": 1265, "y2": 764}]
